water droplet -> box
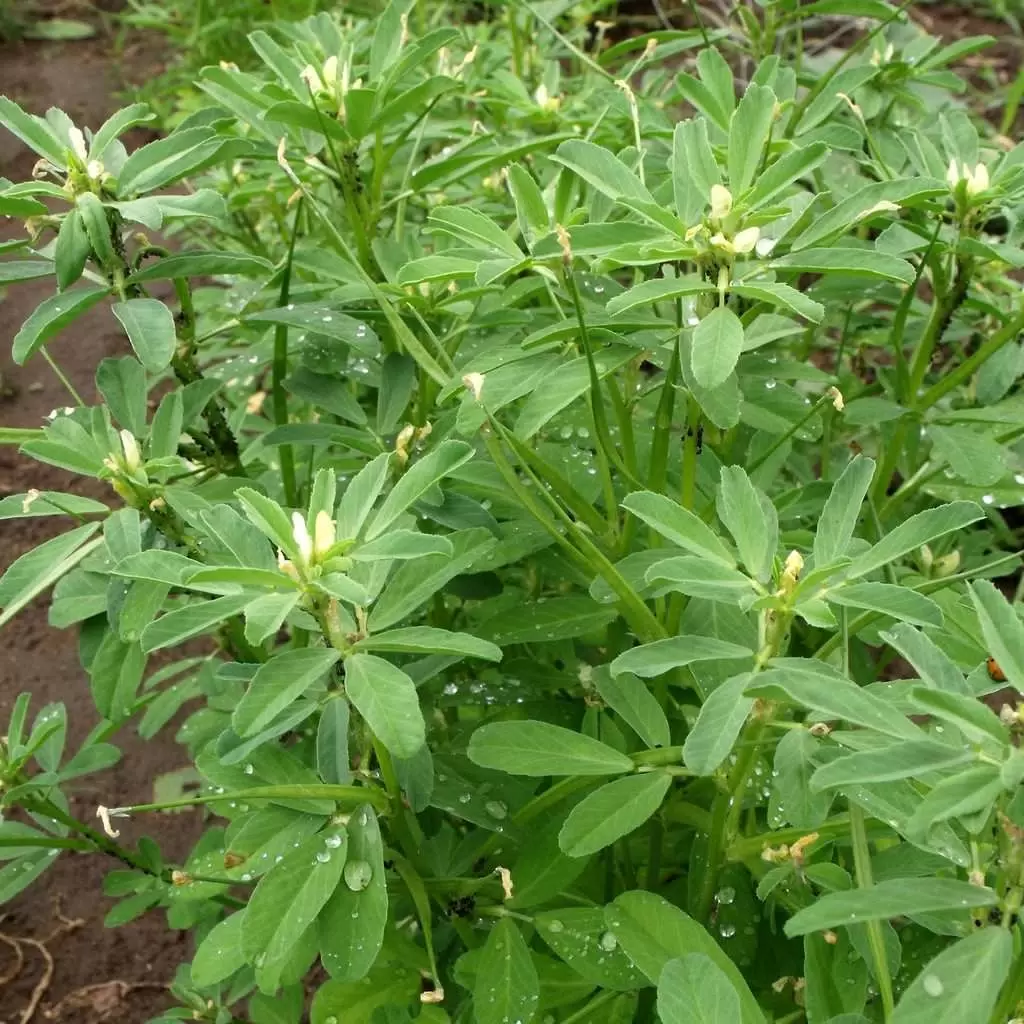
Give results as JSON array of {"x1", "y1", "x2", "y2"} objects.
[
  {"x1": 458, "y1": 792, "x2": 473, "y2": 804},
  {"x1": 443, "y1": 682, "x2": 459, "y2": 695},
  {"x1": 243, "y1": 763, "x2": 254, "y2": 775},
  {"x1": 765, "y1": 379, "x2": 777, "y2": 390},
  {"x1": 599, "y1": 931, "x2": 617, "y2": 951},
  {"x1": 547, "y1": 919, "x2": 564, "y2": 933},
  {"x1": 1015, "y1": 474, "x2": 1024, "y2": 485},
  {"x1": 485, "y1": 800, "x2": 507, "y2": 820},
  {"x1": 559, "y1": 425, "x2": 573, "y2": 439},
  {"x1": 923, "y1": 974, "x2": 943, "y2": 997},
  {"x1": 982, "y1": 493, "x2": 995, "y2": 505},
  {"x1": 344, "y1": 859, "x2": 373, "y2": 891},
  {"x1": 593, "y1": 284, "x2": 605, "y2": 294},
  {"x1": 716, "y1": 886, "x2": 736, "y2": 906},
  {"x1": 322, "y1": 315, "x2": 333, "y2": 322},
  {"x1": 316, "y1": 851, "x2": 331, "y2": 864},
  {"x1": 719, "y1": 924, "x2": 736, "y2": 938},
  {"x1": 325, "y1": 833, "x2": 343, "y2": 849}
]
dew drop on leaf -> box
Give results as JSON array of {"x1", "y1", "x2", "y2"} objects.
[
  {"x1": 923, "y1": 974, "x2": 943, "y2": 997},
  {"x1": 344, "y1": 858, "x2": 372, "y2": 891}
]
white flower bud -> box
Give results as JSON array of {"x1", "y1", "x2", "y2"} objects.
[
  {"x1": 966, "y1": 162, "x2": 989, "y2": 195},
  {"x1": 300, "y1": 64, "x2": 324, "y2": 94},
  {"x1": 947, "y1": 158, "x2": 961, "y2": 190},
  {"x1": 313, "y1": 510, "x2": 336, "y2": 559},
  {"x1": 709, "y1": 184, "x2": 732, "y2": 221},
  {"x1": 119, "y1": 430, "x2": 141, "y2": 473},
  {"x1": 86, "y1": 159, "x2": 104, "y2": 180},
  {"x1": 68, "y1": 126, "x2": 88, "y2": 163},
  {"x1": 463, "y1": 372, "x2": 485, "y2": 401},
  {"x1": 291, "y1": 510, "x2": 313, "y2": 564},
  {"x1": 732, "y1": 226, "x2": 761, "y2": 254},
  {"x1": 322, "y1": 55, "x2": 339, "y2": 89}
]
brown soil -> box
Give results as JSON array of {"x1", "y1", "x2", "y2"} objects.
[{"x1": 0, "y1": 19, "x2": 203, "y2": 1024}]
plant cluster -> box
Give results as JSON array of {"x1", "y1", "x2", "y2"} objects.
[{"x1": 2, "y1": 2, "x2": 1024, "y2": 1022}]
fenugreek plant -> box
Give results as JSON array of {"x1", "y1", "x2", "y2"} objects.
[{"x1": 2, "y1": 3, "x2": 1024, "y2": 1022}]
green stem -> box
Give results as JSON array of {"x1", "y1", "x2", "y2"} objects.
[
  {"x1": 272, "y1": 200, "x2": 302, "y2": 507},
  {"x1": 41, "y1": 350, "x2": 85, "y2": 406},
  {"x1": 118, "y1": 783, "x2": 389, "y2": 815},
  {"x1": 917, "y1": 307, "x2": 1024, "y2": 412},
  {"x1": 850, "y1": 802, "x2": 895, "y2": 1020}
]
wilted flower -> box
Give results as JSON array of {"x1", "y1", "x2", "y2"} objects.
[{"x1": 68, "y1": 125, "x2": 87, "y2": 164}]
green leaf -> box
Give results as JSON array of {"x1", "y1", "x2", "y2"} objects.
[
  {"x1": 594, "y1": 668, "x2": 671, "y2": 749},
  {"x1": 728, "y1": 83, "x2": 776, "y2": 195},
  {"x1": 336, "y1": 453, "x2": 392, "y2": 540},
  {"x1": 243, "y1": 305, "x2": 379, "y2": 358},
  {"x1": 352, "y1": 530, "x2": 452, "y2": 561},
  {"x1": 558, "y1": 772, "x2": 671, "y2": 858},
  {"x1": 354, "y1": 626, "x2": 501, "y2": 661},
  {"x1": 507, "y1": 162, "x2": 549, "y2": 241},
  {"x1": 316, "y1": 698, "x2": 352, "y2": 786},
  {"x1": 0, "y1": 524, "x2": 101, "y2": 630},
  {"x1": 611, "y1": 636, "x2": 752, "y2": 678},
  {"x1": 370, "y1": 0, "x2": 413, "y2": 78},
  {"x1": 783, "y1": 878, "x2": 997, "y2": 937},
  {"x1": 673, "y1": 119, "x2": 720, "y2": 223},
  {"x1": 344, "y1": 653, "x2": 425, "y2": 759},
  {"x1": 827, "y1": 583, "x2": 943, "y2": 629},
  {"x1": 0, "y1": 96, "x2": 66, "y2": 166},
  {"x1": 128, "y1": 251, "x2": 273, "y2": 283},
  {"x1": 647, "y1": 554, "x2": 757, "y2": 603},
  {"x1": 908, "y1": 764, "x2": 1003, "y2": 836},
  {"x1": 929, "y1": 426, "x2": 1008, "y2": 487},
  {"x1": 117, "y1": 128, "x2": 227, "y2": 195},
  {"x1": 813, "y1": 455, "x2": 875, "y2": 565},
  {"x1": 96, "y1": 356, "x2": 147, "y2": 436},
  {"x1": 658, "y1": 954, "x2": 742, "y2": 1024},
  {"x1": 319, "y1": 805, "x2": 389, "y2": 981},
  {"x1": 769, "y1": 247, "x2": 916, "y2": 284},
  {"x1": 76, "y1": 192, "x2": 117, "y2": 271},
  {"x1": 13, "y1": 286, "x2": 109, "y2": 364},
  {"x1": 54, "y1": 210, "x2": 88, "y2": 291},
  {"x1": 141, "y1": 594, "x2": 251, "y2": 653},
  {"x1": 730, "y1": 282, "x2": 823, "y2": 322},
  {"x1": 0, "y1": 259, "x2": 55, "y2": 285},
  {"x1": 191, "y1": 912, "x2": 247, "y2": 988},
  {"x1": 312, "y1": 966, "x2": 420, "y2": 1023},
  {"x1": 880, "y1": 623, "x2": 968, "y2": 695},
  {"x1": 366, "y1": 440, "x2": 474, "y2": 540},
  {"x1": 509, "y1": 820, "x2": 591, "y2": 911},
  {"x1": 691, "y1": 307, "x2": 745, "y2": 390},
  {"x1": 969, "y1": 580, "x2": 1024, "y2": 693},
  {"x1": 748, "y1": 663, "x2": 921, "y2": 740},
  {"x1": 429, "y1": 207, "x2": 522, "y2": 259},
  {"x1": 810, "y1": 740, "x2": 972, "y2": 791},
  {"x1": 244, "y1": 592, "x2": 300, "y2": 645},
  {"x1": 683, "y1": 673, "x2": 754, "y2": 775},
  {"x1": 478, "y1": 596, "x2": 617, "y2": 645},
  {"x1": 846, "y1": 502, "x2": 983, "y2": 579},
  {"x1": 111, "y1": 298, "x2": 177, "y2": 373},
  {"x1": 474, "y1": 919, "x2": 540, "y2": 1024},
  {"x1": 716, "y1": 465, "x2": 777, "y2": 581},
  {"x1": 889, "y1": 924, "x2": 1010, "y2": 1024},
  {"x1": 908, "y1": 688, "x2": 1007, "y2": 748},
  {"x1": 553, "y1": 140, "x2": 655, "y2": 204},
  {"x1": 741, "y1": 142, "x2": 829, "y2": 210},
  {"x1": 242, "y1": 827, "x2": 347, "y2": 974},
  {"x1": 535, "y1": 908, "x2": 646, "y2": 990},
  {"x1": 233, "y1": 648, "x2": 340, "y2": 738},
  {"x1": 605, "y1": 276, "x2": 711, "y2": 317},
  {"x1": 368, "y1": 528, "x2": 495, "y2": 631},
  {"x1": 621, "y1": 491, "x2": 735, "y2": 566},
  {"x1": 770, "y1": 729, "x2": 832, "y2": 828},
  {"x1": 605, "y1": 891, "x2": 764, "y2": 1023},
  {"x1": 468, "y1": 721, "x2": 635, "y2": 777}
]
